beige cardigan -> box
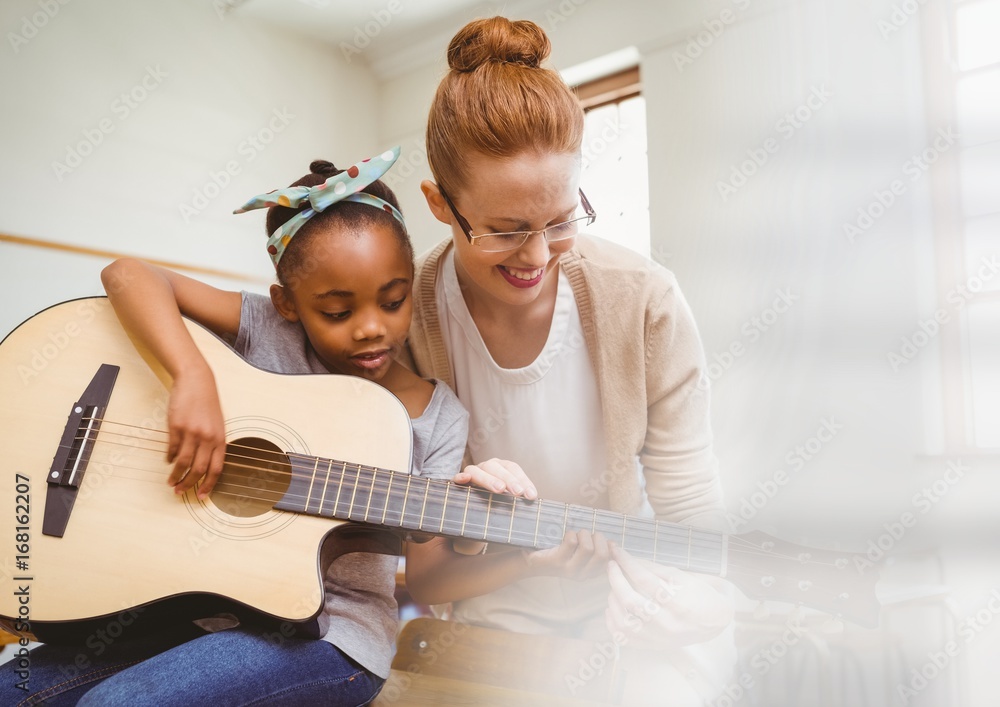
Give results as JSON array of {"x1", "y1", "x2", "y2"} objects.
[{"x1": 404, "y1": 235, "x2": 726, "y2": 530}]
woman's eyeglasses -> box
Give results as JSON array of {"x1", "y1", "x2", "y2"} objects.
[{"x1": 438, "y1": 187, "x2": 596, "y2": 253}]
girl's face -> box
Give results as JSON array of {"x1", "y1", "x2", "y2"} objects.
[
  {"x1": 425, "y1": 151, "x2": 582, "y2": 309},
  {"x1": 271, "y1": 223, "x2": 413, "y2": 382}
]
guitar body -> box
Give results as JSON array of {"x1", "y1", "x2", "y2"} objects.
[{"x1": 0, "y1": 298, "x2": 412, "y2": 641}]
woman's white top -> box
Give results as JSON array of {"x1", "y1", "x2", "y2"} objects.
[{"x1": 435, "y1": 249, "x2": 614, "y2": 634}]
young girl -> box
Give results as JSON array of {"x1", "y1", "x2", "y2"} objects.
[{"x1": 1, "y1": 148, "x2": 468, "y2": 706}]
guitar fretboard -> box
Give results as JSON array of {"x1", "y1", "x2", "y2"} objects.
[{"x1": 273, "y1": 457, "x2": 727, "y2": 576}]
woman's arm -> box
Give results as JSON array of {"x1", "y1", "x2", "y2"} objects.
[
  {"x1": 405, "y1": 460, "x2": 612, "y2": 604},
  {"x1": 406, "y1": 528, "x2": 613, "y2": 605},
  {"x1": 101, "y1": 258, "x2": 242, "y2": 498},
  {"x1": 641, "y1": 282, "x2": 727, "y2": 530}
]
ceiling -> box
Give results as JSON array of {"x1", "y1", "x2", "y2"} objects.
[
  {"x1": 226, "y1": 0, "x2": 626, "y2": 84},
  {"x1": 230, "y1": 0, "x2": 530, "y2": 71}
]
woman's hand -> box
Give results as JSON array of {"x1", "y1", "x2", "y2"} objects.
[
  {"x1": 522, "y1": 529, "x2": 611, "y2": 581},
  {"x1": 165, "y1": 364, "x2": 227, "y2": 499},
  {"x1": 450, "y1": 459, "x2": 609, "y2": 580},
  {"x1": 605, "y1": 545, "x2": 734, "y2": 649}
]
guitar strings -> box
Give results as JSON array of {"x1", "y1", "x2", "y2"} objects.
[
  {"x1": 75, "y1": 432, "x2": 797, "y2": 560},
  {"x1": 72, "y1": 445, "x2": 734, "y2": 568},
  {"x1": 77, "y1": 418, "x2": 740, "y2": 548},
  {"x1": 62, "y1": 419, "x2": 848, "y2": 571}
]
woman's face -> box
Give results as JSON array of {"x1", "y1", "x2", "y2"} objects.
[{"x1": 428, "y1": 151, "x2": 582, "y2": 309}]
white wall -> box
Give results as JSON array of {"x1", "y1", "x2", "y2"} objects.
[{"x1": 0, "y1": 0, "x2": 380, "y2": 339}]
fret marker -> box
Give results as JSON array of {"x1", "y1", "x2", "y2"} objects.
[
  {"x1": 363, "y1": 467, "x2": 376, "y2": 521},
  {"x1": 507, "y1": 497, "x2": 516, "y2": 544},
  {"x1": 484, "y1": 495, "x2": 493, "y2": 541},
  {"x1": 347, "y1": 464, "x2": 361, "y2": 519},
  {"x1": 381, "y1": 472, "x2": 393, "y2": 525},
  {"x1": 418, "y1": 479, "x2": 430, "y2": 531},
  {"x1": 439, "y1": 483, "x2": 450, "y2": 533},
  {"x1": 317, "y1": 458, "x2": 333, "y2": 516},
  {"x1": 401, "y1": 475, "x2": 412, "y2": 528},
  {"x1": 460, "y1": 486, "x2": 471, "y2": 536},
  {"x1": 332, "y1": 461, "x2": 347, "y2": 517},
  {"x1": 305, "y1": 456, "x2": 321, "y2": 513},
  {"x1": 533, "y1": 501, "x2": 541, "y2": 548}
]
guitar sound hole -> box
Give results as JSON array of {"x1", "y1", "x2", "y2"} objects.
[{"x1": 210, "y1": 437, "x2": 292, "y2": 518}]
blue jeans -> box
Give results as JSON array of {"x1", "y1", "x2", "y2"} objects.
[{"x1": 0, "y1": 623, "x2": 384, "y2": 706}]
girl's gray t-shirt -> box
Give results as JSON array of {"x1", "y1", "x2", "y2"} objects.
[{"x1": 231, "y1": 292, "x2": 469, "y2": 678}]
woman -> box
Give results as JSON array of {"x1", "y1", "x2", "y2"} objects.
[{"x1": 401, "y1": 16, "x2": 736, "y2": 705}]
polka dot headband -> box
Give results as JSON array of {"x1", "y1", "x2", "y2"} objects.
[{"x1": 233, "y1": 146, "x2": 405, "y2": 267}]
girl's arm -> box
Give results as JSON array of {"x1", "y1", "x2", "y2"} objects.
[{"x1": 101, "y1": 258, "x2": 242, "y2": 498}]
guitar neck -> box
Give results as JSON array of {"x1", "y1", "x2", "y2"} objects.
[{"x1": 273, "y1": 455, "x2": 727, "y2": 577}]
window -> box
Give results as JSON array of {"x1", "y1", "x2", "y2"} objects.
[
  {"x1": 927, "y1": 0, "x2": 1000, "y2": 450},
  {"x1": 573, "y1": 67, "x2": 651, "y2": 259}
]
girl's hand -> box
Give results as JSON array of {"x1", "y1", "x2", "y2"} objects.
[
  {"x1": 165, "y1": 364, "x2": 227, "y2": 499},
  {"x1": 452, "y1": 458, "x2": 538, "y2": 499},
  {"x1": 605, "y1": 545, "x2": 734, "y2": 649}
]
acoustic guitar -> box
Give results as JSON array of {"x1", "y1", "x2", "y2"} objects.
[{"x1": 0, "y1": 298, "x2": 880, "y2": 643}]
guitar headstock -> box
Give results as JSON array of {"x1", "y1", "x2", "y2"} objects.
[{"x1": 726, "y1": 530, "x2": 881, "y2": 628}]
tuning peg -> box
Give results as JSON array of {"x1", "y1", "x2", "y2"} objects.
[{"x1": 753, "y1": 602, "x2": 770, "y2": 620}]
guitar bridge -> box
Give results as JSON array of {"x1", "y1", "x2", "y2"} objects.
[{"x1": 42, "y1": 364, "x2": 119, "y2": 538}]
